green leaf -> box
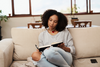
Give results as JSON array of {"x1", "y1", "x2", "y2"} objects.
[
  {"x1": 4, "y1": 18, "x2": 7, "y2": 22},
  {"x1": 0, "y1": 15, "x2": 8, "y2": 22},
  {"x1": 0, "y1": 10, "x2": 2, "y2": 13},
  {"x1": 0, "y1": 10, "x2": 8, "y2": 24}
]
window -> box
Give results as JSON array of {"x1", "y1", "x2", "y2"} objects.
[
  {"x1": 31, "y1": 0, "x2": 71, "y2": 15},
  {"x1": 14, "y1": 0, "x2": 30, "y2": 14},
  {"x1": 11, "y1": 0, "x2": 100, "y2": 16},
  {"x1": 76, "y1": 0, "x2": 86, "y2": 13},
  {"x1": 0, "y1": 0, "x2": 12, "y2": 16},
  {"x1": 72, "y1": 0, "x2": 87, "y2": 13},
  {"x1": 91, "y1": 0, "x2": 100, "y2": 13}
]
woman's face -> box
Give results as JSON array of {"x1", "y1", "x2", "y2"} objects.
[{"x1": 48, "y1": 14, "x2": 58, "y2": 30}]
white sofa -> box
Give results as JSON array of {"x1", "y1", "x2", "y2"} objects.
[{"x1": 0, "y1": 27, "x2": 100, "y2": 67}]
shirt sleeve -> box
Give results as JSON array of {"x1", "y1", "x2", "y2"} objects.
[
  {"x1": 64, "y1": 29, "x2": 75, "y2": 54},
  {"x1": 38, "y1": 32, "x2": 44, "y2": 47}
]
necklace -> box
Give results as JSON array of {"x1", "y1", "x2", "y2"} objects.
[
  {"x1": 48, "y1": 29, "x2": 56, "y2": 33},
  {"x1": 52, "y1": 31, "x2": 55, "y2": 33}
]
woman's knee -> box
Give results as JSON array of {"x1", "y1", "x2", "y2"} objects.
[
  {"x1": 31, "y1": 52, "x2": 41, "y2": 61},
  {"x1": 44, "y1": 49, "x2": 57, "y2": 60}
]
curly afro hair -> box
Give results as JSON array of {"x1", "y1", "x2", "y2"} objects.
[{"x1": 42, "y1": 9, "x2": 68, "y2": 31}]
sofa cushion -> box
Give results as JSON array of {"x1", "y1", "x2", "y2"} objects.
[
  {"x1": 10, "y1": 57, "x2": 36, "y2": 67},
  {"x1": 74, "y1": 57, "x2": 100, "y2": 67},
  {"x1": 11, "y1": 28, "x2": 45, "y2": 60},
  {"x1": 68, "y1": 27, "x2": 100, "y2": 59},
  {"x1": 10, "y1": 61, "x2": 27, "y2": 67},
  {"x1": 0, "y1": 50, "x2": 4, "y2": 67},
  {"x1": 0, "y1": 39, "x2": 13, "y2": 67},
  {"x1": 10, "y1": 61, "x2": 36, "y2": 67}
]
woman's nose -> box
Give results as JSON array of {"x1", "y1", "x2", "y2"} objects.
[{"x1": 51, "y1": 21, "x2": 54, "y2": 25}]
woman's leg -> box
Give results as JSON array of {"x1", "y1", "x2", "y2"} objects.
[
  {"x1": 51, "y1": 47, "x2": 73, "y2": 66},
  {"x1": 31, "y1": 50, "x2": 42, "y2": 61},
  {"x1": 31, "y1": 50, "x2": 57, "y2": 67},
  {"x1": 43, "y1": 47, "x2": 72, "y2": 67},
  {"x1": 37, "y1": 54, "x2": 58, "y2": 67}
]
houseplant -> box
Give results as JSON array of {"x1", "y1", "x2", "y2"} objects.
[
  {"x1": 71, "y1": 4, "x2": 80, "y2": 25},
  {"x1": 0, "y1": 10, "x2": 8, "y2": 26},
  {"x1": 0, "y1": 10, "x2": 8, "y2": 40}
]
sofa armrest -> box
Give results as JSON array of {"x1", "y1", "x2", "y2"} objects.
[{"x1": 0, "y1": 38, "x2": 13, "y2": 67}]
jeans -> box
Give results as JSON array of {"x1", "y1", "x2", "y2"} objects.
[{"x1": 37, "y1": 46, "x2": 72, "y2": 67}]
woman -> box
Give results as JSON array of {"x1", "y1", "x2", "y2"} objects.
[{"x1": 31, "y1": 9, "x2": 75, "y2": 67}]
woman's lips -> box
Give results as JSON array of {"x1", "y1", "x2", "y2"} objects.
[{"x1": 50, "y1": 26, "x2": 53, "y2": 27}]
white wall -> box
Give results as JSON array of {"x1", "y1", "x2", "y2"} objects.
[{"x1": 1, "y1": 14, "x2": 100, "y2": 39}]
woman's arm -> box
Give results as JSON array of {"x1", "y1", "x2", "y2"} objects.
[{"x1": 58, "y1": 29, "x2": 75, "y2": 54}]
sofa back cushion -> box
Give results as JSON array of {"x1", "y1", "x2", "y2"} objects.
[
  {"x1": 11, "y1": 28, "x2": 45, "y2": 61},
  {"x1": 68, "y1": 27, "x2": 100, "y2": 59},
  {"x1": 12, "y1": 27, "x2": 100, "y2": 60}
]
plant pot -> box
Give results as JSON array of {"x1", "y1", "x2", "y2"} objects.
[
  {"x1": 71, "y1": 17, "x2": 79, "y2": 26},
  {"x1": 0, "y1": 26, "x2": 2, "y2": 40},
  {"x1": 90, "y1": 10, "x2": 93, "y2": 13}
]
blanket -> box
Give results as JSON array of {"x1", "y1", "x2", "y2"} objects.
[{"x1": 10, "y1": 57, "x2": 36, "y2": 67}]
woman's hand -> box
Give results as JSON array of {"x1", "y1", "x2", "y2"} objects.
[
  {"x1": 57, "y1": 43, "x2": 65, "y2": 50},
  {"x1": 58, "y1": 43, "x2": 70, "y2": 52}
]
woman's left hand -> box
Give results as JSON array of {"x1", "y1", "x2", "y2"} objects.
[{"x1": 57, "y1": 43, "x2": 66, "y2": 50}]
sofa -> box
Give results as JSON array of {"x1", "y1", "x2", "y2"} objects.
[{"x1": 0, "y1": 27, "x2": 100, "y2": 67}]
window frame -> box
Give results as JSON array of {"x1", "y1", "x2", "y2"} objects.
[
  {"x1": 11, "y1": 0, "x2": 100, "y2": 17},
  {"x1": 12, "y1": 0, "x2": 32, "y2": 17}
]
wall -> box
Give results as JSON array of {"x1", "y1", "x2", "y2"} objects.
[{"x1": 1, "y1": 14, "x2": 100, "y2": 39}]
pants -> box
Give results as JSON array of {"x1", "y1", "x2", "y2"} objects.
[{"x1": 37, "y1": 46, "x2": 72, "y2": 67}]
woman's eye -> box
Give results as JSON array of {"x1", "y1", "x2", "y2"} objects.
[
  {"x1": 50, "y1": 20, "x2": 52, "y2": 21},
  {"x1": 54, "y1": 21, "x2": 57, "y2": 23}
]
